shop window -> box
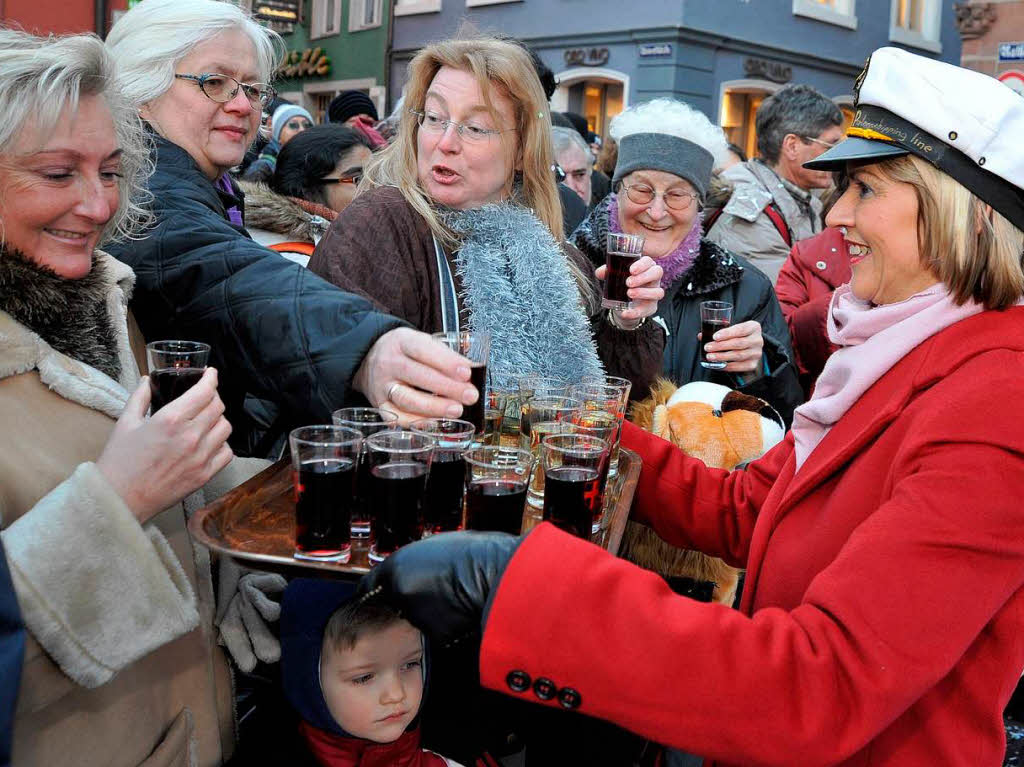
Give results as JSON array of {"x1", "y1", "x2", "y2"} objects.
[
  {"x1": 889, "y1": 0, "x2": 942, "y2": 53},
  {"x1": 792, "y1": 0, "x2": 857, "y2": 30},
  {"x1": 719, "y1": 88, "x2": 772, "y2": 161},
  {"x1": 349, "y1": 0, "x2": 383, "y2": 31},
  {"x1": 310, "y1": 0, "x2": 341, "y2": 38},
  {"x1": 394, "y1": 0, "x2": 442, "y2": 15}
]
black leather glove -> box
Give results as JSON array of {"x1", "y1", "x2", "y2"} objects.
[{"x1": 357, "y1": 530, "x2": 521, "y2": 648}]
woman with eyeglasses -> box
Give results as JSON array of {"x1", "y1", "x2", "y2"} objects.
[
  {"x1": 240, "y1": 125, "x2": 373, "y2": 266},
  {"x1": 309, "y1": 37, "x2": 667, "y2": 401},
  {"x1": 104, "y1": 0, "x2": 483, "y2": 451},
  {"x1": 572, "y1": 99, "x2": 803, "y2": 424}
]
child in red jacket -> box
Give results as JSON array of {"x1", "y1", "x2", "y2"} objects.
[{"x1": 281, "y1": 579, "x2": 464, "y2": 767}]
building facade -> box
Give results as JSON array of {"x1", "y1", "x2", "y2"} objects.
[
  {"x1": 2, "y1": 0, "x2": 128, "y2": 36},
  {"x1": 956, "y1": 0, "x2": 1024, "y2": 96},
  {"x1": 390, "y1": 0, "x2": 960, "y2": 156},
  {"x1": 243, "y1": 0, "x2": 390, "y2": 122}
]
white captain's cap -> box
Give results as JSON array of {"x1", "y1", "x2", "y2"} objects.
[{"x1": 805, "y1": 46, "x2": 1024, "y2": 231}]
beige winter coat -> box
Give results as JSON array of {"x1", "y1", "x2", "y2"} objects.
[
  {"x1": 706, "y1": 159, "x2": 824, "y2": 285},
  {"x1": 0, "y1": 253, "x2": 235, "y2": 766}
]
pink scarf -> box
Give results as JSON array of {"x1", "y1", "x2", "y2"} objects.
[{"x1": 791, "y1": 283, "x2": 987, "y2": 471}]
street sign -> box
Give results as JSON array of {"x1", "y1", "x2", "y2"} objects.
[
  {"x1": 998, "y1": 70, "x2": 1024, "y2": 96},
  {"x1": 639, "y1": 44, "x2": 672, "y2": 57},
  {"x1": 998, "y1": 42, "x2": 1024, "y2": 61},
  {"x1": 254, "y1": 0, "x2": 300, "y2": 24}
]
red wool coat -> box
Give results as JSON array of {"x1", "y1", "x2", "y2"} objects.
[
  {"x1": 775, "y1": 227, "x2": 850, "y2": 397},
  {"x1": 480, "y1": 307, "x2": 1024, "y2": 766}
]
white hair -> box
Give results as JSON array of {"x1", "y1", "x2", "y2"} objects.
[
  {"x1": 609, "y1": 98, "x2": 729, "y2": 168},
  {"x1": 551, "y1": 126, "x2": 592, "y2": 163},
  {"x1": 0, "y1": 28, "x2": 151, "y2": 244},
  {"x1": 106, "y1": 0, "x2": 283, "y2": 109}
]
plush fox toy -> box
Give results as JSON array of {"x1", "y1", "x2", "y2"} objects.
[{"x1": 623, "y1": 379, "x2": 785, "y2": 605}]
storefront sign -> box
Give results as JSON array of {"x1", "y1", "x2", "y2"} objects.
[
  {"x1": 254, "y1": 0, "x2": 300, "y2": 24},
  {"x1": 564, "y1": 47, "x2": 610, "y2": 67},
  {"x1": 277, "y1": 47, "x2": 330, "y2": 79},
  {"x1": 744, "y1": 57, "x2": 792, "y2": 84},
  {"x1": 999, "y1": 42, "x2": 1024, "y2": 61},
  {"x1": 639, "y1": 43, "x2": 672, "y2": 57}
]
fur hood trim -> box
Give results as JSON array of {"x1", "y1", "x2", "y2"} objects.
[
  {"x1": 0, "y1": 251, "x2": 139, "y2": 418},
  {"x1": 446, "y1": 203, "x2": 604, "y2": 387},
  {"x1": 238, "y1": 180, "x2": 331, "y2": 243}
]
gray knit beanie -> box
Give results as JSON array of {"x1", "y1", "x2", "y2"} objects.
[{"x1": 613, "y1": 132, "x2": 715, "y2": 200}]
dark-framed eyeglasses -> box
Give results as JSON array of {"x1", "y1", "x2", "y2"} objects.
[
  {"x1": 174, "y1": 73, "x2": 276, "y2": 108},
  {"x1": 320, "y1": 174, "x2": 362, "y2": 186},
  {"x1": 621, "y1": 182, "x2": 699, "y2": 211},
  {"x1": 409, "y1": 109, "x2": 511, "y2": 143}
]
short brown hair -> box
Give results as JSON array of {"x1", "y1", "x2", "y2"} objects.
[
  {"x1": 323, "y1": 599, "x2": 405, "y2": 654},
  {"x1": 878, "y1": 154, "x2": 1024, "y2": 310}
]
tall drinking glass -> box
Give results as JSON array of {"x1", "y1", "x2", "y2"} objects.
[
  {"x1": 700, "y1": 301, "x2": 733, "y2": 370},
  {"x1": 571, "y1": 377, "x2": 632, "y2": 476},
  {"x1": 541, "y1": 433, "x2": 608, "y2": 539},
  {"x1": 365, "y1": 431, "x2": 434, "y2": 562},
  {"x1": 521, "y1": 396, "x2": 582, "y2": 508},
  {"x1": 332, "y1": 407, "x2": 399, "y2": 538},
  {"x1": 411, "y1": 418, "x2": 475, "y2": 535},
  {"x1": 482, "y1": 388, "x2": 510, "y2": 446},
  {"x1": 602, "y1": 233, "x2": 645, "y2": 310},
  {"x1": 464, "y1": 446, "x2": 534, "y2": 534},
  {"x1": 517, "y1": 375, "x2": 569, "y2": 449},
  {"x1": 432, "y1": 331, "x2": 491, "y2": 434},
  {"x1": 570, "y1": 411, "x2": 617, "y2": 532},
  {"x1": 146, "y1": 340, "x2": 211, "y2": 413},
  {"x1": 289, "y1": 425, "x2": 363, "y2": 562}
]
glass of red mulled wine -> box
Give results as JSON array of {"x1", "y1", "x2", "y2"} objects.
[
  {"x1": 331, "y1": 407, "x2": 399, "y2": 539},
  {"x1": 431, "y1": 331, "x2": 491, "y2": 435},
  {"x1": 699, "y1": 300, "x2": 733, "y2": 370},
  {"x1": 289, "y1": 425, "x2": 363, "y2": 563},
  {"x1": 410, "y1": 418, "x2": 476, "y2": 536},
  {"x1": 602, "y1": 232, "x2": 645, "y2": 310},
  {"x1": 364, "y1": 430, "x2": 435, "y2": 562},
  {"x1": 145, "y1": 340, "x2": 211, "y2": 413},
  {"x1": 540, "y1": 433, "x2": 609, "y2": 540},
  {"x1": 463, "y1": 446, "x2": 534, "y2": 535}
]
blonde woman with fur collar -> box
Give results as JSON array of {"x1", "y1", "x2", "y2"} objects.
[{"x1": 0, "y1": 31, "x2": 262, "y2": 766}]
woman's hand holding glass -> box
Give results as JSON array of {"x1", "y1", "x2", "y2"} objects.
[
  {"x1": 595, "y1": 255, "x2": 664, "y2": 323},
  {"x1": 702, "y1": 320, "x2": 764, "y2": 374},
  {"x1": 354, "y1": 327, "x2": 480, "y2": 425},
  {"x1": 96, "y1": 367, "x2": 234, "y2": 524}
]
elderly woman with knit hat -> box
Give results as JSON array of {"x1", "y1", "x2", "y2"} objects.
[{"x1": 572, "y1": 98, "x2": 803, "y2": 423}]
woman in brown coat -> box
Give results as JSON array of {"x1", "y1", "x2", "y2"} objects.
[
  {"x1": 0, "y1": 31, "x2": 240, "y2": 766},
  {"x1": 309, "y1": 37, "x2": 666, "y2": 400}
]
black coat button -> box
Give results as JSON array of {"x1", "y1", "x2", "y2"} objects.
[
  {"x1": 557, "y1": 687, "x2": 582, "y2": 709},
  {"x1": 533, "y1": 677, "x2": 557, "y2": 700},
  {"x1": 506, "y1": 670, "x2": 531, "y2": 693}
]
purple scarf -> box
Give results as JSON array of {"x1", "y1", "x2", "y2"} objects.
[
  {"x1": 607, "y1": 193, "x2": 703, "y2": 289},
  {"x1": 216, "y1": 174, "x2": 244, "y2": 227}
]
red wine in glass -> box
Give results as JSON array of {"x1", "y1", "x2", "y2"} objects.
[
  {"x1": 700, "y1": 319, "x2": 730, "y2": 370},
  {"x1": 369, "y1": 461, "x2": 427, "y2": 561},
  {"x1": 149, "y1": 367, "x2": 204, "y2": 413},
  {"x1": 424, "y1": 453, "x2": 467, "y2": 534},
  {"x1": 294, "y1": 458, "x2": 354, "y2": 559},
  {"x1": 465, "y1": 478, "x2": 528, "y2": 534},
  {"x1": 543, "y1": 465, "x2": 600, "y2": 539},
  {"x1": 465, "y1": 363, "x2": 487, "y2": 433},
  {"x1": 603, "y1": 252, "x2": 640, "y2": 309}
]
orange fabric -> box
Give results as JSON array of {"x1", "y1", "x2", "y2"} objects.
[{"x1": 269, "y1": 241, "x2": 316, "y2": 256}]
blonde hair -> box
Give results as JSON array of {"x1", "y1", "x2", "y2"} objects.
[
  {"x1": 0, "y1": 28, "x2": 151, "y2": 244},
  {"x1": 362, "y1": 36, "x2": 597, "y2": 306},
  {"x1": 880, "y1": 154, "x2": 1024, "y2": 310}
]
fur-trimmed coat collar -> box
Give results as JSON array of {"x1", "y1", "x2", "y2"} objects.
[
  {"x1": 237, "y1": 180, "x2": 333, "y2": 243},
  {"x1": 573, "y1": 196, "x2": 745, "y2": 298},
  {"x1": 0, "y1": 250, "x2": 139, "y2": 415}
]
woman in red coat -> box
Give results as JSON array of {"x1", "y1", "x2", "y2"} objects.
[{"x1": 360, "y1": 48, "x2": 1024, "y2": 766}]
